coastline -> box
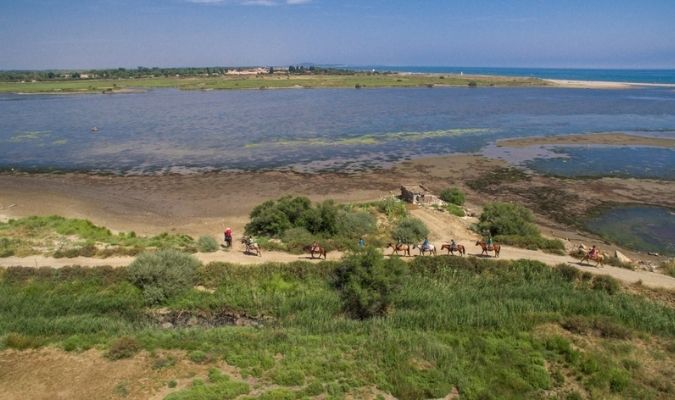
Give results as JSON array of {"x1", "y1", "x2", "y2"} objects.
[{"x1": 497, "y1": 132, "x2": 675, "y2": 148}]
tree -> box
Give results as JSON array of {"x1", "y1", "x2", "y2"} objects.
[
  {"x1": 392, "y1": 218, "x2": 429, "y2": 244},
  {"x1": 477, "y1": 202, "x2": 539, "y2": 237},
  {"x1": 333, "y1": 247, "x2": 407, "y2": 319}
]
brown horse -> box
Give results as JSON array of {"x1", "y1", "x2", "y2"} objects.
[
  {"x1": 441, "y1": 243, "x2": 466, "y2": 256},
  {"x1": 475, "y1": 240, "x2": 500, "y2": 257},
  {"x1": 579, "y1": 252, "x2": 605, "y2": 268},
  {"x1": 413, "y1": 243, "x2": 437, "y2": 256},
  {"x1": 387, "y1": 243, "x2": 411, "y2": 257},
  {"x1": 303, "y1": 244, "x2": 327, "y2": 259},
  {"x1": 240, "y1": 237, "x2": 261, "y2": 257}
]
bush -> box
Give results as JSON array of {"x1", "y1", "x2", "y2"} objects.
[
  {"x1": 336, "y1": 210, "x2": 376, "y2": 238},
  {"x1": 374, "y1": 197, "x2": 407, "y2": 219},
  {"x1": 392, "y1": 218, "x2": 429, "y2": 244},
  {"x1": 127, "y1": 250, "x2": 200, "y2": 305},
  {"x1": 439, "y1": 187, "x2": 465, "y2": 205},
  {"x1": 591, "y1": 275, "x2": 621, "y2": 295},
  {"x1": 478, "y1": 202, "x2": 539, "y2": 237},
  {"x1": 661, "y1": 259, "x2": 675, "y2": 277},
  {"x1": 333, "y1": 247, "x2": 407, "y2": 319},
  {"x1": 446, "y1": 204, "x2": 465, "y2": 217},
  {"x1": 197, "y1": 236, "x2": 218, "y2": 252},
  {"x1": 106, "y1": 336, "x2": 141, "y2": 360},
  {"x1": 496, "y1": 234, "x2": 565, "y2": 254}
]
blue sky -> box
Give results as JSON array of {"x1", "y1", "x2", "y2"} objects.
[{"x1": 1, "y1": 0, "x2": 674, "y2": 69}]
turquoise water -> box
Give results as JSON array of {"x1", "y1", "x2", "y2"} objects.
[
  {"x1": 348, "y1": 66, "x2": 675, "y2": 84},
  {"x1": 586, "y1": 206, "x2": 675, "y2": 256}
]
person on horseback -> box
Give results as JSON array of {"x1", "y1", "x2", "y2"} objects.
[
  {"x1": 422, "y1": 238, "x2": 430, "y2": 251},
  {"x1": 224, "y1": 227, "x2": 233, "y2": 247},
  {"x1": 449, "y1": 239, "x2": 457, "y2": 251},
  {"x1": 588, "y1": 245, "x2": 599, "y2": 259},
  {"x1": 358, "y1": 238, "x2": 366, "y2": 249},
  {"x1": 311, "y1": 241, "x2": 320, "y2": 253},
  {"x1": 486, "y1": 234, "x2": 493, "y2": 249},
  {"x1": 246, "y1": 235, "x2": 256, "y2": 247}
]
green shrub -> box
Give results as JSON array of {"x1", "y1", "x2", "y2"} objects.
[
  {"x1": 336, "y1": 210, "x2": 376, "y2": 238},
  {"x1": 127, "y1": 250, "x2": 200, "y2": 305},
  {"x1": 478, "y1": 202, "x2": 539, "y2": 237},
  {"x1": 189, "y1": 350, "x2": 210, "y2": 363},
  {"x1": 374, "y1": 197, "x2": 407, "y2": 219},
  {"x1": 556, "y1": 264, "x2": 580, "y2": 282},
  {"x1": 333, "y1": 247, "x2": 407, "y2": 319},
  {"x1": 106, "y1": 336, "x2": 141, "y2": 360},
  {"x1": 4, "y1": 333, "x2": 42, "y2": 349},
  {"x1": 446, "y1": 204, "x2": 465, "y2": 217},
  {"x1": 591, "y1": 275, "x2": 621, "y2": 295},
  {"x1": 168, "y1": 380, "x2": 177, "y2": 388},
  {"x1": 661, "y1": 259, "x2": 675, "y2": 277},
  {"x1": 197, "y1": 236, "x2": 218, "y2": 252},
  {"x1": 496, "y1": 234, "x2": 565, "y2": 254},
  {"x1": 439, "y1": 187, "x2": 465, "y2": 205},
  {"x1": 392, "y1": 218, "x2": 429, "y2": 244}
]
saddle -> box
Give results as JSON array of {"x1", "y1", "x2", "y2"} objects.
[{"x1": 486, "y1": 245, "x2": 494, "y2": 251}]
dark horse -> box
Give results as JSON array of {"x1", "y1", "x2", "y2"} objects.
[
  {"x1": 441, "y1": 243, "x2": 466, "y2": 256},
  {"x1": 303, "y1": 244, "x2": 327, "y2": 259},
  {"x1": 240, "y1": 237, "x2": 261, "y2": 256},
  {"x1": 475, "y1": 240, "x2": 500, "y2": 257},
  {"x1": 387, "y1": 243, "x2": 411, "y2": 257}
]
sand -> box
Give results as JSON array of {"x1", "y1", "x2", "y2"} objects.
[
  {"x1": 546, "y1": 79, "x2": 675, "y2": 89},
  {"x1": 497, "y1": 133, "x2": 675, "y2": 148}
]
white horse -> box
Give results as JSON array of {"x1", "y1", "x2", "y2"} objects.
[{"x1": 413, "y1": 243, "x2": 437, "y2": 256}]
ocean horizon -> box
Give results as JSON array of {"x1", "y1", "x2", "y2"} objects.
[{"x1": 344, "y1": 66, "x2": 675, "y2": 85}]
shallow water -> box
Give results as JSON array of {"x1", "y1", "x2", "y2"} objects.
[
  {"x1": 586, "y1": 206, "x2": 675, "y2": 256},
  {"x1": 1, "y1": 87, "x2": 674, "y2": 174}
]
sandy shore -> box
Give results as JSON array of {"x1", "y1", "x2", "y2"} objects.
[
  {"x1": 546, "y1": 79, "x2": 675, "y2": 89},
  {"x1": 497, "y1": 132, "x2": 675, "y2": 148}
]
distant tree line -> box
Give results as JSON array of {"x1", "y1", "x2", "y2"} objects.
[{"x1": 0, "y1": 65, "x2": 358, "y2": 82}]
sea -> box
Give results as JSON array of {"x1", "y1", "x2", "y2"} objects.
[{"x1": 345, "y1": 66, "x2": 675, "y2": 85}]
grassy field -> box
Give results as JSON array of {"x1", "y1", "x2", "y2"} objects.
[
  {"x1": 1, "y1": 255, "x2": 673, "y2": 399},
  {"x1": 0, "y1": 73, "x2": 549, "y2": 93}
]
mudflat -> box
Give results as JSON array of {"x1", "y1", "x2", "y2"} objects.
[{"x1": 497, "y1": 132, "x2": 675, "y2": 148}]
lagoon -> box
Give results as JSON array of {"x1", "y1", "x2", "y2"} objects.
[{"x1": 1, "y1": 87, "x2": 674, "y2": 175}]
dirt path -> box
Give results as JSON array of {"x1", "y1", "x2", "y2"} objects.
[{"x1": 1, "y1": 207, "x2": 673, "y2": 290}]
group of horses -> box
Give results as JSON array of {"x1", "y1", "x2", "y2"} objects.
[
  {"x1": 387, "y1": 240, "x2": 501, "y2": 258},
  {"x1": 238, "y1": 237, "x2": 500, "y2": 259}
]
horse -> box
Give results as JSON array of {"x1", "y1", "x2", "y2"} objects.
[
  {"x1": 387, "y1": 243, "x2": 411, "y2": 257},
  {"x1": 441, "y1": 243, "x2": 465, "y2": 256},
  {"x1": 240, "y1": 237, "x2": 261, "y2": 257},
  {"x1": 303, "y1": 244, "x2": 327, "y2": 260},
  {"x1": 578, "y1": 252, "x2": 605, "y2": 268},
  {"x1": 413, "y1": 243, "x2": 437, "y2": 256},
  {"x1": 475, "y1": 240, "x2": 500, "y2": 257}
]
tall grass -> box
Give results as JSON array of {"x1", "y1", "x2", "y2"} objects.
[{"x1": 1, "y1": 256, "x2": 673, "y2": 399}]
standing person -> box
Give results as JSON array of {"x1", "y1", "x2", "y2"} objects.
[
  {"x1": 224, "y1": 227, "x2": 233, "y2": 247},
  {"x1": 358, "y1": 237, "x2": 366, "y2": 249}
]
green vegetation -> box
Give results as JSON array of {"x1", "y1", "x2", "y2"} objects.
[
  {"x1": 127, "y1": 250, "x2": 200, "y2": 305},
  {"x1": 446, "y1": 203, "x2": 466, "y2": 217},
  {"x1": 0, "y1": 215, "x2": 198, "y2": 257},
  {"x1": 467, "y1": 167, "x2": 531, "y2": 193},
  {"x1": 333, "y1": 248, "x2": 407, "y2": 319},
  {"x1": 245, "y1": 196, "x2": 380, "y2": 252},
  {"x1": 0, "y1": 254, "x2": 673, "y2": 399},
  {"x1": 439, "y1": 187, "x2": 465, "y2": 206},
  {"x1": 197, "y1": 236, "x2": 218, "y2": 253},
  {"x1": 661, "y1": 259, "x2": 675, "y2": 278},
  {"x1": 0, "y1": 72, "x2": 548, "y2": 94},
  {"x1": 477, "y1": 202, "x2": 566, "y2": 253},
  {"x1": 391, "y1": 217, "x2": 429, "y2": 244}
]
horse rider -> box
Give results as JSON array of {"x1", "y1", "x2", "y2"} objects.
[
  {"x1": 422, "y1": 237, "x2": 430, "y2": 251},
  {"x1": 246, "y1": 235, "x2": 256, "y2": 247},
  {"x1": 311, "y1": 241, "x2": 320, "y2": 253},
  {"x1": 224, "y1": 227, "x2": 233, "y2": 247},
  {"x1": 486, "y1": 234, "x2": 494, "y2": 249},
  {"x1": 358, "y1": 238, "x2": 366, "y2": 249},
  {"x1": 449, "y1": 239, "x2": 457, "y2": 251},
  {"x1": 588, "y1": 245, "x2": 599, "y2": 259}
]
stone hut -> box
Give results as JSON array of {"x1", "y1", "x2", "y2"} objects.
[{"x1": 400, "y1": 185, "x2": 445, "y2": 206}]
